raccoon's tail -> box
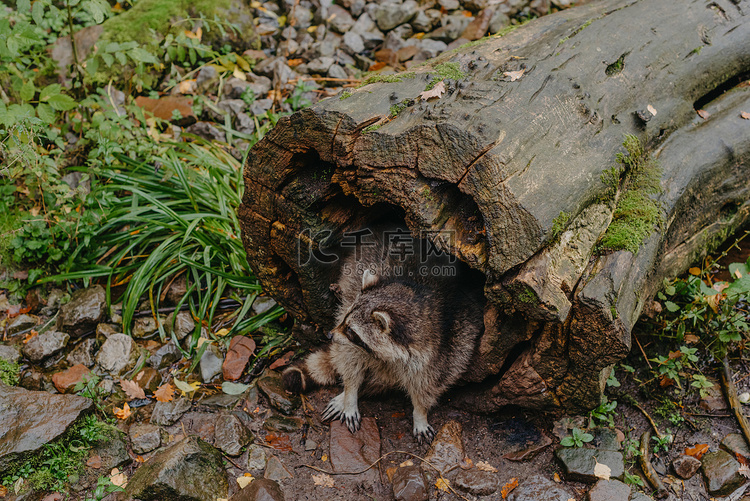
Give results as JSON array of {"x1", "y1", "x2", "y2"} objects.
[{"x1": 282, "y1": 348, "x2": 338, "y2": 394}]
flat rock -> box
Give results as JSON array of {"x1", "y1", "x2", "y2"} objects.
[
  {"x1": 122, "y1": 436, "x2": 227, "y2": 501},
  {"x1": 230, "y1": 478, "x2": 284, "y2": 501},
  {"x1": 593, "y1": 428, "x2": 621, "y2": 451},
  {"x1": 133, "y1": 367, "x2": 162, "y2": 393},
  {"x1": 424, "y1": 420, "x2": 465, "y2": 474},
  {"x1": 23, "y1": 330, "x2": 69, "y2": 362},
  {"x1": 508, "y1": 473, "x2": 575, "y2": 501},
  {"x1": 264, "y1": 455, "x2": 293, "y2": 481},
  {"x1": 628, "y1": 494, "x2": 653, "y2": 501},
  {"x1": 672, "y1": 454, "x2": 701, "y2": 479},
  {"x1": 258, "y1": 372, "x2": 300, "y2": 415},
  {"x1": 7, "y1": 314, "x2": 38, "y2": 335},
  {"x1": 376, "y1": 0, "x2": 418, "y2": 31},
  {"x1": 263, "y1": 415, "x2": 304, "y2": 433},
  {"x1": 556, "y1": 448, "x2": 624, "y2": 482},
  {"x1": 330, "y1": 417, "x2": 381, "y2": 482},
  {"x1": 96, "y1": 333, "x2": 139, "y2": 376},
  {"x1": 91, "y1": 426, "x2": 130, "y2": 470},
  {"x1": 0, "y1": 344, "x2": 22, "y2": 364},
  {"x1": 200, "y1": 345, "x2": 224, "y2": 383},
  {"x1": 391, "y1": 465, "x2": 427, "y2": 501},
  {"x1": 66, "y1": 338, "x2": 97, "y2": 367},
  {"x1": 247, "y1": 444, "x2": 268, "y2": 470},
  {"x1": 0, "y1": 382, "x2": 93, "y2": 474},
  {"x1": 150, "y1": 398, "x2": 192, "y2": 426},
  {"x1": 214, "y1": 413, "x2": 253, "y2": 456},
  {"x1": 223, "y1": 336, "x2": 256, "y2": 381},
  {"x1": 721, "y1": 433, "x2": 750, "y2": 459},
  {"x1": 147, "y1": 340, "x2": 182, "y2": 370},
  {"x1": 132, "y1": 316, "x2": 161, "y2": 339},
  {"x1": 587, "y1": 479, "x2": 630, "y2": 501},
  {"x1": 129, "y1": 423, "x2": 161, "y2": 454},
  {"x1": 454, "y1": 468, "x2": 499, "y2": 495},
  {"x1": 96, "y1": 323, "x2": 120, "y2": 338},
  {"x1": 701, "y1": 450, "x2": 746, "y2": 496},
  {"x1": 165, "y1": 311, "x2": 194, "y2": 341},
  {"x1": 134, "y1": 96, "x2": 196, "y2": 127},
  {"x1": 57, "y1": 285, "x2": 106, "y2": 337},
  {"x1": 52, "y1": 364, "x2": 93, "y2": 393}
]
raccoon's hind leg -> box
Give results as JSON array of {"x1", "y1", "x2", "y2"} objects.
[
  {"x1": 407, "y1": 386, "x2": 438, "y2": 444},
  {"x1": 282, "y1": 348, "x2": 337, "y2": 394}
]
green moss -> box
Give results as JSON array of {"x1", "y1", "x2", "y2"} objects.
[
  {"x1": 605, "y1": 53, "x2": 628, "y2": 76},
  {"x1": 518, "y1": 287, "x2": 538, "y2": 304},
  {"x1": 339, "y1": 90, "x2": 353, "y2": 100},
  {"x1": 389, "y1": 98, "x2": 415, "y2": 118},
  {"x1": 559, "y1": 18, "x2": 593, "y2": 45},
  {"x1": 610, "y1": 305, "x2": 619, "y2": 319},
  {"x1": 363, "y1": 123, "x2": 382, "y2": 133},
  {"x1": 551, "y1": 211, "x2": 571, "y2": 240},
  {"x1": 357, "y1": 71, "x2": 416, "y2": 88},
  {"x1": 689, "y1": 47, "x2": 702, "y2": 56},
  {"x1": 0, "y1": 359, "x2": 20, "y2": 386},
  {"x1": 434, "y1": 62, "x2": 466, "y2": 80}
]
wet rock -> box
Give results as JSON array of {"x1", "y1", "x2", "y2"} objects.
[
  {"x1": 503, "y1": 433, "x2": 552, "y2": 461},
  {"x1": 230, "y1": 478, "x2": 284, "y2": 501},
  {"x1": 247, "y1": 444, "x2": 268, "y2": 470},
  {"x1": 454, "y1": 468, "x2": 498, "y2": 495},
  {"x1": 556, "y1": 448, "x2": 624, "y2": 482},
  {"x1": 66, "y1": 338, "x2": 97, "y2": 367},
  {"x1": 129, "y1": 423, "x2": 161, "y2": 454},
  {"x1": 132, "y1": 316, "x2": 161, "y2": 339},
  {"x1": 151, "y1": 398, "x2": 191, "y2": 426},
  {"x1": 0, "y1": 344, "x2": 21, "y2": 364},
  {"x1": 391, "y1": 465, "x2": 427, "y2": 501},
  {"x1": 0, "y1": 382, "x2": 93, "y2": 472},
  {"x1": 201, "y1": 390, "x2": 246, "y2": 409},
  {"x1": 265, "y1": 455, "x2": 293, "y2": 481},
  {"x1": 96, "y1": 334, "x2": 139, "y2": 376},
  {"x1": 263, "y1": 414, "x2": 304, "y2": 433},
  {"x1": 200, "y1": 345, "x2": 224, "y2": 383},
  {"x1": 223, "y1": 336, "x2": 256, "y2": 381},
  {"x1": 52, "y1": 364, "x2": 93, "y2": 393},
  {"x1": 424, "y1": 420, "x2": 465, "y2": 474},
  {"x1": 701, "y1": 450, "x2": 745, "y2": 496},
  {"x1": 57, "y1": 285, "x2": 106, "y2": 337},
  {"x1": 133, "y1": 367, "x2": 162, "y2": 393},
  {"x1": 587, "y1": 479, "x2": 630, "y2": 501},
  {"x1": 593, "y1": 427, "x2": 621, "y2": 451},
  {"x1": 215, "y1": 413, "x2": 253, "y2": 456},
  {"x1": 7, "y1": 314, "x2": 38, "y2": 335},
  {"x1": 179, "y1": 411, "x2": 218, "y2": 442},
  {"x1": 23, "y1": 330, "x2": 69, "y2": 362},
  {"x1": 721, "y1": 433, "x2": 750, "y2": 459},
  {"x1": 258, "y1": 371, "x2": 301, "y2": 415},
  {"x1": 672, "y1": 454, "x2": 701, "y2": 479},
  {"x1": 700, "y1": 377, "x2": 728, "y2": 411},
  {"x1": 376, "y1": 0, "x2": 418, "y2": 31},
  {"x1": 147, "y1": 342, "x2": 181, "y2": 371},
  {"x1": 508, "y1": 473, "x2": 575, "y2": 501},
  {"x1": 122, "y1": 436, "x2": 228, "y2": 501},
  {"x1": 330, "y1": 417, "x2": 381, "y2": 482},
  {"x1": 186, "y1": 121, "x2": 227, "y2": 142},
  {"x1": 92, "y1": 426, "x2": 130, "y2": 470}
]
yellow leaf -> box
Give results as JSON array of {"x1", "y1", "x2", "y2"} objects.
[
  {"x1": 689, "y1": 267, "x2": 701, "y2": 276},
  {"x1": 399, "y1": 459, "x2": 414, "y2": 467},
  {"x1": 232, "y1": 66, "x2": 247, "y2": 81},
  {"x1": 500, "y1": 478, "x2": 518, "y2": 498},
  {"x1": 475, "y1": 461, "x2": 498, "y2": 472},
  {"x1": 215, "y1": 328, "x2": 231, "y2": 337},
  {"x1": 235, "y1": 55, "x2": 251, "y2": 72},
  {"x1": 236, "y1": 474, "x2": 254, "y2": 489},
  {"x1": 113, "y1": 402, "x2": 131, "y2": 420},
  {"x1": 196, "y1": 337, "x2": 210, "y2": 349},
  {"x1": 110, "y1": 468, "x2": 127, "y2": 487},
  {"x1": 435, "y1": 478, "x2": 450, "y2": 492},
  {"x1": 312, "y1": 473, "x2": 335, "y2": 487},
  {"x1": 177, "y1": 80, "x2": 197, "y2": 94},
  {"x1": 594, "y1": 460, "x2": 611, "y2": 480},
  {"x1": 321, "y1": 454, "x2": 328, "y2": 462}
]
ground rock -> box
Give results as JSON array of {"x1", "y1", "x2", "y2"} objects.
[
  {"x1": 92, "y1": 426, "x2": 130, "y2": 470},
  {"x1": 23, "y1": 330, "x2": 69, "y2": 362},
  {"x1": 214, "y1": 413, "x2": 253, "y2": 456},
  {"x1": 376, "y1": 0, "x2": 418, "y2": 31},
  {"x1": 461, "y1": 7, "x2": 493, "y2": 40},
  {"x1": 132, "y1": 316, "x2": 162, "y2": 339},
  {"x1": 129, "y1": 423, "x2": 161, "y2": 454},
  {"x1": 57, "y1": 285, "x2": 106, "y2": 337},
  {"x1": 52, "y1": 364, "x2": 93, "y2": 393},
  {"x1": 96, "y1": 323, "x2": 120, "y2": 338},
  {"x1": 0, "y1": 344, "x2": 21, "y2": 364},
  {"x1": 200, "y1": 345, "x2": 224, "y2": 383},
  {"x1": 556, "y1": 448, "x2": 624, "y2": 482},
  {"x1": 96, "y1": 334, "x2": 138, "y2": 376},
  {"x1": 7, "y1": 314, "x2": 38, "y2": 335},
  {"x1": 186, "y1": 121, "x2": 226, "y2": 142},
  {"x1": 122, "y1": 436, "x2": 227, "y2": 501},
  {"x1": 701, "y1": 450, "x2": 746, "y2": 496},
  {"x1": 587, "y1": 479, "x2": 630, "y2": 501},
  {"x1": 328, "y1": 4, "x2": 355, "y2": 34},
  {"x1": 263, "y1": 414, "x2": 304, "y2": 433},
  {"x1": 721, "y1": 433, "x2": 750, "y2": 459},
  {"x1": 230, "y1": 478, "x2": 284, "y2": 501},
  {"x1": 508, "y1": 473, "x2": 574, "y2": 500},
  {"x1": 258, "y1": 371, "x2": 301, "y2": 415},
  {"x1": 151, "y1": 398, "x2": 191, "y2": 426},
  {"x1": 247, "y1": 444, "x2": 268, "y2": 470},
  {"x1": 424, "y1": 420, "x2": 464, "y2": 474},
  {"x1": 391, "y1": 465, "x2": 427, "y2": 501},
  {"x1": 342, "y1": 31, "x2": 365, "y2": 54},
  {"x1": 672, "y1": 454, "x2": 701, "y2": 479},
  {"x1": 223, "y1": 336, "x2": 256, "y2": 381},
  {"x1": 133, "y1": 367, "x2": 162, "y2": 393},
  {"x1": 454, "y1": 468, "x2": 498, "y2": 495},
  {"x1": 66, "y1": 338, "x2": 97, "y2": 367},
  {"x1": 264, "y1": 455, "x2": 293, "y2": 481},
  {"x1": 0, "y1": 382, "x2": 93, "y2": 474},
  {"x1": 148, "y1": 340, "x2": 182, "y2": 369},
  {"x1": 329, "y1": 417, "x2": 381, "y2": 482}
]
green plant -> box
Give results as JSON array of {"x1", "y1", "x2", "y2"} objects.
[
  {"x1": 433, "y1": 62, "x2": 466, "y2": 80},
  {"x1": 561, "y1": 427, "x2": 594, "y2": 447},
  {"x1": 550, "y1": 211, "x2": 570, "y2": 240},
  {"x1": 590, "y1": 396, "x2": 617, "y2": 428},
  {"x1": 691, "y1": 374, "x2": 714, "y2": 399},
  {"x1": 73, "y1": 374, "x2": 109, "y2": 417},
  {"x1": 649, "y1": 345, "x2": 698, "y2": 388},
  {"x1": 651, "y1": 430, "x2": 672, "y2": 453},
  {"x1": 623, "y1": 471, "x2": 644, "y2": 487},
  {"x1": 0, "y1": 359, "x2": 20, "y2": 385},
  {"x1": 84, "y1": 475, "x2": 125, "y2": 501}
]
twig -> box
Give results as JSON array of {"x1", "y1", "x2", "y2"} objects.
[
  {"x1": 634, "y1": 333, "x2": 653, "y2": 369},
  {"x1": 300, "y1": 450, "x2": 470, "y2": 501},
  {"x1": 638, "y1": 431, "x2": 668, "y2": 498},
  {"x1": 721, "y1": 356, "x2": 750, "y2": 450},
  {"x1": 287, "y1": 77, "x2": 362, "y2": 83},
  {"x1": 619, "y1": 393, "x2": 663, "y2": 439},
  {"x1": 685, "y1": 412, "x2": 732, "y2": 418}
]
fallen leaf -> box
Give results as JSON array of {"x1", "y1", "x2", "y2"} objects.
[
  {"x1": 689, "y1": 267, "x2": 702, "y2": 276},
  {"x1": 647, "y1": 104, "x2": 657, "y2": 116},
  {"x1": 312, "y1": 473, "x2": 335, "y2": 487},
  {"x1": 667, "y1": 350, "x2": 682, "y2": 360},
  {"x1": 237, "y1": 474, "x2": 254, "y2": 489},
  {"x1": 196, "y1": 337, "x2": 210, "y2": 349},
  {"x1": 232, "y1": 66, "x2": 247, "y2": 81},
  {"x1": 737, "y1": 452, "x2": 750, "y2": 466},
  {"x1": 400, "y1": 459, "x2": 414, "y2": 467},
  {"x1": 86, "y1": 454, "x2": 102, "y2": 469},
  {"x1": 154, "y1": 382, "x2": 175, "y2": 402},
  {"x1": 287, "y1": 58, "x2": 304, "y2": 67},
  {"x1": 475, "y1": 461, "x2": 498, "y2": 472},
  {"x1": 135, "y1": 455, "x2": 145, "y2": 463},
  {"x1": 391, "y1": 411, "x2": 406, "y2": 419},
  {"x1": 109, "y1": 468, "x2": 127, "y2": 488},
  {"x1": 269, "y1": 350, "x2": 295, "y2": 370},
  {"x1": 419, "y1": 80, "x2": 446, "y2": 100},
  {"x1": 500, "y1": 477, "x2": 519, "y2": 498},
  {"x1": 594, "y1": 460, "x2": 611, "y2": 480},
  {"x1": 173, "y1": 379, "x2": 201, "y2": 397},
  {"x1": 41, "y1": 494, "x2": 62, "y2": 501},
  {"x1": 12, "y1": 271, "x2": 28, "y2": 280},
  {"x1": 504, "y1": 69, "x2": 525, "y2": 81},
  {"x1": 684, "y1": 334, "x2": 700, "y2": 344},
  {"x1": 0, "y1": 485, "x2": 7, "y2": 497},
  {"x1": 177, "y1": 80, "x2": 197, "y2": 94},
  {"x1": 740, "y1": 464, "x2": 750, "y2": 479},
  {"x1": 113, "y1": 403, "x2": 131, "y2": 420},
  {"x1": 686, "y1": 443, "x2": 709, "y2": 459},
  {"x1": 23, "y1": 331, "x2": 38, "y2": 344},
  {"x1": 741, "y1": 111, "x2": 750, "y2": 119},
  {"x1": 368, "y1": 62, "x2": 386, "y2": 71},
  {"x1": 184, "y1": 27, "x2": 202, "y2": 40},
  {"x1": 459, "y1": 456, "x2": 473, "y2": 470},
  {"x1": 435, "y1": 477, "x2": 451, "y2": 492},
  {"x1": 266, "y1": 434, "x2": 294, "y2": 452},
  {"x1": 553, "y1": 472, "x2": 562, "y2": 483},
  {"x1": 120, "y1": 379, "x2": 146, "y2": 400},
  {"x1": 697, "y1": 109, "x2": 710, "y2": 120},
  {"x1": 321, "y1": 454, "x2": 328, "y2": 462},
  {"x1": 222, "y1": 381, "x2": 251, "y2": 395}
]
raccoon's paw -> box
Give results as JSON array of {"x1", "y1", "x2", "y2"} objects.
[
  {"x1": 282, "y1": 366, "x2": 307, "y2": 394},
  {"x1": 413, "y1": 423, "x2": 436, "y2": 445},
  {"x1": 322, "y1": 393, "x2": 361, "y2": 433}
]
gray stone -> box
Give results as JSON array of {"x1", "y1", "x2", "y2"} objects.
[
  {"x1": 587, "y1": 479, "x2": 630, "y2": 501},
  {"x1": 556, "y1": 448, "x2": 625, "y2": 482},
  {"x1": 489, "y1": 9, "x2": 511, "y2": 34},
  {"x1": 392, "y1": 465, "x2": 427, "y2": 501},
  {"x1": 148, "y1": 340, "x2": 182, "y2": 369},
  {"x1": 0, "y1": 382, "x2": 93, "y2": 474},
  {"x1": 247, "y1": 444, "x2": 268, "y2": 470},
  {"x1": 129, "y1": 423, "x2": 161, "y2": 454},
  {"x1": 701, "y1": 450, "x2": 745, "y2": 496},
  {"x1": 92, "y1": 426, "x2": 130, "y2": 470},
  {"x1": 454, "y1": 468, "x2": 499, "y2": 495},
  {"x1": 225, "y1": 77, "x2": 251, "y2": 99},
  {"x1": 414, "y1": 39, "x2": 448, "y2": 60},
  {"x1": 96, "y1": 323, "x2": 119, "y2": 338},
  {"x1": 196, "y1": 65, "x2": 219, "y2": 92},
  {"x1": 57, "y1": 285, "x2": 106, "y2": 337},
  {"x1": 96, "y1": 333, "x2": 138, "y2": 376},
  {"x1": 263, "y1": 414, "x2": 304, "y2": 433},
  {"x1": 291, "y1": 6, "x2": 313, "y2": 29},
  {"x1": 411, "y1": 10, "x2": 434, "y2": 32},
  {"x1": 307, "y1": 57, "x2": 335, "y2": 74},
  {"x1": 328, "y1": 4, "x2": 354, "y2": 34},
  {"x1": 258, "y1": 372, "x2": 301, "y2": 415},
  {"x1": 7, "y1": 314, "x2": 38, "y2": 335},
  {"x1": 351, "y1": 12, "x2": 377, "y2": 35},
  {"x1": 22, "y1": 330, "x2": 69, "y2": 362},
  {"x1": 132, "y1": 316, "x2": 161, "y2": 339},
  {"x1": 252, "y1": 296, "x2": 278, "y2": 316},
  {"x1": 165, "y1": 311, "x2": 195, "y2": 341},
  {"x1": 424, "y1": 420, "x2": 464, "y2": 474},
  {"x1": 593, "y1": 427, "x2": 621, "y2": 451},
  {"x1": 230, "y1": 478, "x2": 284, "y2": 501},
  {"x1": 342, "y1": 32, "x2": 365, "y2": 55},
  {"x1": 350, "y1": 0, "x2": 365, "y2": 17},
  {"x1": 66, "y1": 338, "x2": 97, "y2": 367},
  {"x1": 672, "y1": 454, "x2": 701, "y2": 479},
  {"x1": 0, "y1": 344, "x2": 21, "y2": 364},
  {"x1": 428, "y1": 14, "x2": 472, "y2": 42},
  {"x1": 151, "y1": 398, "x2": 191, "y2": 426},
  {"x1": 327, "y1": 64, "x2": 349, "y2": 80},
  {"x1": 123, "y1": 436, "x2": 228, "y2": 501},
  {"x1": 200, "y1": 345, "x2": 224, "y2": 383},
  {"x1": 186, "y1": 122, "x2": 226, "y2": 142},
  {"x1": 250, "y1": 99, "x2": 274, "y2": 116},
  {"x1": 628, "y1": 494, "x2": 652, "y2": 501},
  {"x1": 391, "y1": 24, "x2": 414, "y2": 40},
  {"x1": 721, "y1": 433, "x2": 750, "y2": 459},
  {"x1": 438, "y1": 0, "x2": 459, "y2": 10},
  {"x1": 264, "y1": 455, "x2": 293, "y2": 481},
  {"x1": 214, "y1": 413, "x2": 253, "y2": 456},
  {"x1": 376, "y1": 0, "x2": 418, "y2": 31},
  {"x1": 508, "y1": 473, "x2": 575, "y2": 501},
  {"x1": 218, "y1": 99, "x2": 247, "y2": 118}
]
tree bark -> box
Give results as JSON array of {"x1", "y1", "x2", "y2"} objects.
[{"x1": 239, "y1": 0, "x2": 750, "y2": 412}]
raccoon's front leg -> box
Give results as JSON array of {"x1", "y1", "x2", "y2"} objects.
[
  {"x1": 322, "y1": 371, "x2": 363, "y2": 433},
  {"x1": 408, "y1": 389, "x2": 438, "y2": 444}
]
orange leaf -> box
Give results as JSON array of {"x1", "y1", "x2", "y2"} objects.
[
  {"x1": 391, "y1": 411, "x2": 406, "y2": 419},
  {"x1": 265, "y1": 434, "x2": 294, "y2": 452},
  {"x1": 119, "y1": 379, "x2": 146, "y2": 400},
  {"x1": 287, "y1": 58, "x2": 304, "y2": 67},
  {"x1": 741, "y1": 111, "x2": 750, "y2": 120},
  {"x1": 269, "y1": 351, "x2": 295, "y2": 370},
  {"x1": 113, "y1": 402, "x2": 131, "y2": 420},
  {"x1": 689, "y1": 267, "x2": 701, "y2": 276},
  {"x1": 368, "y1": 62, "x2": 386, "y2": 72},
  {"x1": 154, "y1": 383, "x2": 175, "y2": 403},
  {"x1": 737, "y1": 452, "x2": 750, "y2": 466},
  {"x1": 685, "y1": 443, "x2": 709, "y2": 460},
  {"x1": 697, "y1": 109, "x2": 710, "y2": 120},
  {"x1": 667, "y1": 350, "x2": 682, "y2": 360},
  {"x1": 501, "y1": 477, "x2": 519, "y2": 499},
  {"x1": 659, "y1": 375, "x2": 675, "y2": 387},
  {"x1": 684, "y1": 334, "x2": 700, "y2": 344},
  {"x1": 87, "y1": 455, "x2": 102, "y2": 469},
  {"x1": 23, "y1": 331, "x2": 38, "y2": 344}
]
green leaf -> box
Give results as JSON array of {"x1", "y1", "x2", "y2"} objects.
[
  {"x1": 20, "y1": 80, "x2": 35, "y2": 102},
  {"x1": 561, "y1": 436, "x2": 574, "y2": 447},
  {"x1": 664, "y1": 301, "x2": 679, "y2": 313},
  {"x1": 101, "y1": 53, "x2": 114, "y2": 67},
  {"x1": 17, "y1": 0, "x2": 31, "y2": 13},
  {"x1": 221, "y1": 381, "x2": 250, "y2": 395},
  {"x1": 128, "y1": 47, "x2": 158, "y2": 64},
  {"x1": 32, "y1": 0, "x2": 46, "y2": 26},
  {"x1": 36, "y1": 103, "x2": 56, "y2": 123},
  {"x1": 47, "y1": 94, "x2": 77, "y2": 111},
  {"x1": 39, "y1": 83, "x2": 61, "y2": 102}
]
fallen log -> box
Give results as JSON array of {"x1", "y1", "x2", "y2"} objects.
[{"x1": 239, "y1": 0, "x2": 750, "y2": 412}]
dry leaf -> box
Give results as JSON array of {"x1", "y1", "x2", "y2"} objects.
[
  {"x1": 312, "y1": 473, "x2": 335, "y2": 487},
  {"x1": 419, "y1": 80, "x2": 446, "y2": 100},
  {"x1": 735, "y1": 268, "x2": 744, "y2": 279},
  {"x1": 177, "y1": 80, "x2": 197, "y2": 94},
  {"x1": 120, "y1": 379, "x2": 146, "y2": 400},
  {"x1": 647, "y1": 104, "x2": 657, "y2": 116},
  {"x1": 697, "y1": 109, "x2": 710, "y2": 120},
  {"x1": 500, "y1": 478, "x2": 519, "y2": 498},
  {"x1": 23, "y1": 331, "x2": 38, "y2": 344},
  {"x1": 266, "y1": 434, "x2": 294, "y2": 452},
  {"x1": 553, "y1": 472, "x2": 562, "y2": 483},
  {"x1": 475, "y1": 461, "x2": 498, "y2": 472},
  {"x1": 736, "y1": 452, "x2": 750, "y2": 466},
  {"x1": 368, "y1": 62, "x2": 387, "y2": 71},
  {"x1": 0, "y1": 485, "x2": 7, "y2": 497},
  {"x1": 232, "y1": 66, "x2": 247, "y2": 81},
  {"x1": 504, "y1": 69, "x2": 525, "y2": 81},
  {"x1": 741, "y1": 111, "x2": 750, "y2": 120},
  {"x1": 287, "y1": 58, "x2": 304, "y2": 67},
  {"x1": 215, "y1": 328, "x2": 231, "y2": 337},
  {"x1": 435, "y1": 478, "x2": 451, "y2": 492},
  {"x1": 686, "y1": 443, "x2": 709, "y2": 459},
  {"x1": 690, "y1": 267, "x2": 702, "y2": 276},
  {"x1": 400, "y1": 459, "x2": 414, "y2": 467},
  {"x1": 236, "y1": 474, "x2": 254, "y2": 489},
  {"x1": 739, "y1": 464, "x2": 750, "y2": 479},
  {"x1": 684, "y1": 334, "x2": 700, "y2": 344},
  {"x1": 41, "y1": 493, "x2": 62, "y2": 501},
  {"x1": 391, "y1": 411, "x2": 406, "y2": 419},
  {"x1": 173, "y1": 379, "x2": 201, "y2": 397},
  {"x1": 196, "y1": 337, "x2": 210, "y2": 349},
  {"x1": 594, "y1": 460, "x2": 611, "y2": 480},
  {"x1": 110, "y1": 468, "x2": 127, "y2": 488},
  {"x1": 321, "y1": 454, "x2": 328, "y2": 462},
  {"x1": 184, "y1": 27, "x2": 202, "y2": 40},
  {"x1": 269, "y1": 350, "x2": 295, "y2": 370},
  {"x1": 154, "y1": 382, "x2": 175, "y2": 402},
  {"x1": 113, "y1": 402, "x2": 131, "y2": 420},
  {"x1": 86, "y1": 455, "x2": 102, "y2": 469}
]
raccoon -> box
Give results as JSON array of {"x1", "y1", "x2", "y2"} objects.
[{"x1": 283, "y1": 226, "x2": 484, "y2": 443}]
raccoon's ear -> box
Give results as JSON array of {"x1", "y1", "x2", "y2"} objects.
[
  {"x1": 362, "y1": 269, "x2": 378, "y2": 290},
  {"x1": 372, "y1": 311, "x2": 390, "y2": 331}
]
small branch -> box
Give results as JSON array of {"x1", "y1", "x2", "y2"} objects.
[
  {"x1": 634, "y1": 333, "x2": 653, "y2": 369},
  {"x1": 638, "y1": 431, "x2": 668, "y2": 498},
  {"x1": 619, "y1": 393, "x2": 663, "y2": 439},
  {"x1": 721, "y1": 356, "x2": 750, "y2": 450}
]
